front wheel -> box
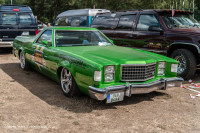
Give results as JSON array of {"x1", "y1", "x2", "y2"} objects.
[
  {"x1": 20, "y1": 51, "x2": 30, "y2": 70},
  {"x1": 60, "y1": 68, "x2": 81, "y2": 97},
  {"x1": 170, "y1": 49, "x2": 196, "y2": 79}
]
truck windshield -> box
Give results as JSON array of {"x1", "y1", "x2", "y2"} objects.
[
  {"x1": 55, "y1": 30, "x2": 113, "y2": 47},
  {"x1": 161, "y1": 14, "x2": 200, "y2": 29}
]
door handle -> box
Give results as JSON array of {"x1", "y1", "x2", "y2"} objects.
[{"x1": 132, "y1": 34, "x2": 138, "y2": 38}]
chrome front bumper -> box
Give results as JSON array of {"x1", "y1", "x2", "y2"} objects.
[
  {"x1": 0, "y1": 41, "x2": 13, "y2": 47},
  {"x1": 89, "y1": 77, "x2": 183, "y2": 101}
]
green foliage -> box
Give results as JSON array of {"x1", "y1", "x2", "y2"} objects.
[{"x1": 0, "y1": 0, "x2": 199, "y2": 22}]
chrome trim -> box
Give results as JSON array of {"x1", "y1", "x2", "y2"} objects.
[
  {"x1": 121, "y1": 62, "x2": 156, "y2": 66},
  {"x1": 89, "y1": 77, "x2": 183, "y2": 101},
  {"x1": 104, "y1": 65, "x2": 115, "y2": 82},
  {"x1": 0, "y1": 41, "x2": 13, "y2": 47},
  {"x1": 120, "y1": 63, "x2": 156, "y2": 82}
]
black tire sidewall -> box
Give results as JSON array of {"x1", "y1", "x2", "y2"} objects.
[{"x1": 170, "y1": 49, "x2": 196, "y2": 79}]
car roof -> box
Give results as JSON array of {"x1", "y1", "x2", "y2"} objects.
[
  {"x1": 45, "y1": 26, "x2": 98, "y2": 31},
  {"x1": 112, "y1": 9, "x2": 193, "y2": 14},
  {"x1": 57, "y1": 9, "x2": 110, "y2": 18},
  {"x1": 0, "y1": 4, "x2": 32, "y2": 12}
]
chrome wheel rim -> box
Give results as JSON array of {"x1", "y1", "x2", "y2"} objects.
[
  {"x1": 61, "y1": 68, "x2": 72, "y2": 93},
  {"x1": 174, "y1": 55, "x2": 186, "y2": 74},
  {"x1": 20, "y1": 52, "x2": 25, "y2": 69}
]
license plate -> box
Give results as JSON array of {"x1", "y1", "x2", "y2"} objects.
[
  {"x1": 22, "y1": 32, "x2": 29, "y2": 36},
  {"x1": 106, "y1": 92, "x2": 124, "y2": 103}
]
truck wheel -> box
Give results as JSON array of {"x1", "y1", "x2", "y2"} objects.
[
  {"x1": 20, "y1": 51, "x2": 30, "y2": 70},
  {"x1": 170, "y1": 49, "x2": 196, "y2": 79},
  {"x1": 60, "y1": 68, "x2": 81, "y2": 97}
]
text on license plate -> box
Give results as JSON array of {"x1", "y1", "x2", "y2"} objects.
[{"x1": 107, "y1": 92, "x2": 124, "y2": 103}]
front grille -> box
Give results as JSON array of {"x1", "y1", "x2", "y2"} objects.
[{"x1": 121, "y1": 63, "x2": 156, "y2": 81}]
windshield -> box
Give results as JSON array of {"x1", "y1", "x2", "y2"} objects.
[
  {"x1": 55, "y1": 30, "x2": 112, "y2": 47},
  {"x1": 161, "y1": 13, "x2": 200, "y2": 29}
]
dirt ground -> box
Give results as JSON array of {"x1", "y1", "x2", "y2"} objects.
[{"x1": 0, "y1": 49, "x2": 200, "y2": 133}]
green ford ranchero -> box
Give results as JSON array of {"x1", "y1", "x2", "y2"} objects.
[{"x1": 13, "y1": 27, "x2": 183, "y2": 103}]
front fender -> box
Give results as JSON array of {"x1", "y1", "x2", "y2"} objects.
[{"x1": 167, "y1": 43, "x2": 200, "y2": 56}]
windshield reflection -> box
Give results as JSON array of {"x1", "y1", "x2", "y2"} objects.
[
  {"x1": 55, "y1": 30, "x2": 113, "y2": 47},
  {"x1": 161, "y1": 14, "x2": 200, "y2": 29}
]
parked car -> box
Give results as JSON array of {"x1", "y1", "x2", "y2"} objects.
[
  {"x1": 12, "y1": 27, "x2": 182, "y2": 103},
  {"x1": 0, "y1": 5, "x2": 38, "y2": 48},
  {"x1": 54, "y1": 9, "x2": 110, "y2": 27},
  {"x1": 91, "y1": 9, "x2": 200, "y2": 79}
]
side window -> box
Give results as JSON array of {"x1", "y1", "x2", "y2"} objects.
[
  {"x1": 2, "y1": 13, "x2": 17, "y2": 25},
  {"x1": 91, "y1": 14, "x2": 118, "y2": 29},
  {"x1": 19, "y1": 14, "x2": 32, "y2": 25},
  {"x1": 37, "y1": 30, "x2": 52, "y2": 46},
  {"x1": 117, "y1": 14, "x2": 136, "y2": 30},
  {"x1": 55, "y1": 17, "x2": 71, "y2": 26},
  {"x1": 136, "y1": 14, "x2": 160, "y2": 31},
  {"x1": 71, "y1": 16, "x2": 87, "y2": 27}
]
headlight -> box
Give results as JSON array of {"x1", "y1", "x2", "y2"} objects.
[
  {"x1": 171, "y1": 64, "x2": 178, "y2": 73},
  {"x1": 105, "y1": 66, "x2": 115, "y2": 73},
  {"x1": 158, "y1": 62, "x2": 166, "y2": 68},
  {"x1": 157, "y1": 62, "x2": 165, "y2": 76},
  {"x1": 158, "y1": 68, "x2": 165, "y2": 75},
  {"x1": 105, "y1": 65, "x2": 115, "y2": 82},
  {"x1": 105, "y1": 73, "x2": 114, "y2": 82},
  {"x1": 94, "y1": 71, "x2": 101, "y2": 81}
]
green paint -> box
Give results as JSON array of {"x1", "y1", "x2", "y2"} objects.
[{"x1": 13, "y1": 27, "x2": 178, "y2": 95}]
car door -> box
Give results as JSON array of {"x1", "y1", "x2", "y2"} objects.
[
  {"x1": 112, "y1": 14, "x2": 137, "y2": 46},
  {"x1": 132, "y1": 13, "x2": 166, "y2": 54},
  {"x1": 31, "y1": 30, "x2": 55, "y2": 77}
]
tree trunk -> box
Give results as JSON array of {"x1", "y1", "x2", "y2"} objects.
[
  {"x1": 104, "y1": 0, "x2": 106, "y2": 9},
  {"x1": 153, "y1": 0, "x2": 155, "y2": 9},
  {"x1": 179, "y1": 0, "x2": 181, "y2": 10},
  {"x1": 182, "y1": 0, "x2": 184, "y2": 10},
  {"x1": 193, "y1": 0, "x2": 195, "y2": 18}
]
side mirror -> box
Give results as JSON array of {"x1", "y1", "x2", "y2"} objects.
[
  {"x1": 148, "y1": 26, "x2": 163, "y2": 32},
  {"x1": 109, "y1": 39, "x2": 114, "y2": 44},
  {"x1": 42, "y1": 40, "x2": 48, "y2": 45}
]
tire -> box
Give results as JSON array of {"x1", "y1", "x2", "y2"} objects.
[
  {"x1": 60, "y1": 68, "x2": 81, "y2": 97},
  {"x1": 19, "y1": 51, "x2": 30, "y2": 70},
  {"x1": 170, "y1": 49, "x2": 196, "y2": 79}
]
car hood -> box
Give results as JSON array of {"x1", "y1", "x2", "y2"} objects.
[
  {"x1": 168, "y1": 28, "x2": 200, "y2": 36},
  {"x1": 56, "y1": 45, "x2": 173, "y2": 66}
]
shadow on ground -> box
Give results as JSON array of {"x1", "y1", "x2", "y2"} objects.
[
  {"x1": 0, "y1": 48, "x2": 12, "y2": 54},
  {"x1": 0, "y1": 62, "x2": 170, "y2": 113}
]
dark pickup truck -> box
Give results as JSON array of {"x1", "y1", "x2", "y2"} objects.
[
  {"x1": 0, "y1": 5, "x2": 38, "y2": 48},
  {"x1": 91, "y1": 9, "x2": 200, "y2": 79}
]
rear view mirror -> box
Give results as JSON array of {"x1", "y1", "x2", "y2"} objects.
[{"x1": 109, "y1": 39, "x2": 114, "y2": 44}]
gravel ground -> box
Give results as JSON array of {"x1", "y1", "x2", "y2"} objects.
[{"x1": 0, "y1": 49, "x2": 200, "y2": 133}]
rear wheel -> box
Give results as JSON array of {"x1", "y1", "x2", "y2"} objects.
[
  {"x1": 60, "y1": 68, "x2": 81, "y2": 97},
  {"x1": 170, "y1": 49, "x2": 196, "y2": 79},
  {"x1": 20, "y1": 51, "x2": 30, "y2": 70}
]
